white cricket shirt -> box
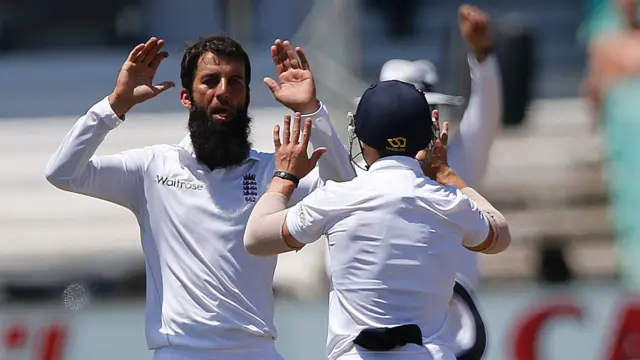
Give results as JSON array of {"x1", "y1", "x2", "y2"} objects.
[
  {"x1": 328, "y1": 55, "x2": 502, "y2": 292},
  {"x1": 286, "y1": 156, "x2": 491, "y2": 360},
  {"x1": 44, "y1": 97, "x2": 352, "y2": 359}
]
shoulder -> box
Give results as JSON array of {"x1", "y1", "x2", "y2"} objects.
[
  {"x1": 419, "y1": 181, "x2": 474, "y2": 212},
  {"x1": 107, "y1": 144, "x2": 179, "y2": 161},
  {"x1": 122, "y1": 143, "x2": 187, "y2": 172},
  {"x1": 248, "y1": 150, "x2": 276, "y2": 180},
  {"x1": 304, "y1": 178, "x2": 362, "y2": 209},
  {"x1": 145, "y1": 143, "x2": 181, "y2": 153},
  {"x1": 590, "y1": 33, "x2": 626, "y2": 57},
  {"x1": 137, "y1": 143, "x2": 184, "y2": 160},
  {"x1": 319, "y1": 178, "x2": 354, "y2": 195},
  {"x1": 251, "y1": 150, "x2": 275, "y2": 162}
]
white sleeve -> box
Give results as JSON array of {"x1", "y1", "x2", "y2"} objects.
[
  {"x1": 447, "y1": 54, "x2": 503, "y2": 188},
  {"x1": 290, "y1": 101, "x2": 357, "y2": 205},
  {"x1": 449, "y1": 192, "x2": 492, "y2": 248},
  {"x1": 285, "y1": 186, "x2": 333, "y2": 244},
  {"x1": 307, "y1": 101, "x2": 357, "y2": 183},
  {"x1": 44, "y1": 96, "x2": 148, "y2": 213}
]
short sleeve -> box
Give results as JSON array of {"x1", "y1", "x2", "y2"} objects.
[
  {"x1": 285, "y1": 186, "x2": 334, "y2": 244},
  {"x1": 449, "y1": 193, "x2": 491, "y2": 248}
]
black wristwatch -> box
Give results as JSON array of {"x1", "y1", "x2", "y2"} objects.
[{"x1": 273, "y1": 171, "x2": 300, "y2": 187}]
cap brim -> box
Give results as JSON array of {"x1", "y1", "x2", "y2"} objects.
[{"x1": 353, "y1": 92, "x2": 465, "y2": 107}]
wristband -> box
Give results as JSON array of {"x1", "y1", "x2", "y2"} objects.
[{"x1": 273, "y1": 171, "x2": 300, "y2": 187}]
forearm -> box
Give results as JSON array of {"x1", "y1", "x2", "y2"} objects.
[
  {"x1": 307, "y1": 101, "x2": 357, "y2": 183},
  {"x1": 447, "y1": 54, "x2": 502, "y2": 188},
  {"x1": 244, "y1": 178, "x2": 298, "y2": 256},
  {"x1": 108, "y1": 92, "x2": 135, "y2": 119},
  {"x1": 45, "y1": 96, "x2": 123, "y2": 189},
  {"x1": 434, "y1": 167, "x2": 469, "y2": 190},
  {"x1": 291, "y1": 101, "x2": 357, "y2": 205},
  {"x1": 461, "y1": 187, "x2": 511, "y2": 254}
]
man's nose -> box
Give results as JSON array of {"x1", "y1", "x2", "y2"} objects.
[{"x1": 215, "y1": 78, "x2": 230, "y2": 100}]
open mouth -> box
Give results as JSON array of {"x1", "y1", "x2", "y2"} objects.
[{"x1": 211, "y1": 108, "x2": 233, "y2": 122}]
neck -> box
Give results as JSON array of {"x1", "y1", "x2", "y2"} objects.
[{"x1": 362, "y1": 147, "x2": 380, "y2": 169}]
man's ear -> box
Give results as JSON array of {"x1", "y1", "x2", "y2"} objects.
[{"x1": 180, "y1": 88, "x2": 192, "y2": 109}]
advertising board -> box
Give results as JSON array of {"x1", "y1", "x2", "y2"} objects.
[{"x1": 0, "y1": 284, "x2": 638, "y2": 360}]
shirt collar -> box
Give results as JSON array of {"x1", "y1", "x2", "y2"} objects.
[
  {"x1": 177, "y1": 134, "x2": 260, "y2": 162},
  {"x1": 367, "y1": 156, "x2": 423, "y2": 175}
]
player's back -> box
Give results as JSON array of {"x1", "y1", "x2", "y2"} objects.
[{"x1": 324, "y1": 156, "x2": 472, "y2": 359}]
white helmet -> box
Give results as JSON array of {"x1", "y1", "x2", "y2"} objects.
[{"x1": 354, "y1": 59, "x2": 464, "y2": 107}]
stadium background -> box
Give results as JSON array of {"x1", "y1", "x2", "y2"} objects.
[{"x1": 1, "y1": 0, "x2": 639, "y2": 359}]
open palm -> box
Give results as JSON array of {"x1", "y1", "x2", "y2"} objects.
[
  {"x1": 273, "y1": 68, "x2": 315, "y2": 108},
  {"x1": 264, "y1": 40, "x2": 317, "y2": 114},
  {"x1": 416, "y1": 110, "x2": 450, "y2": 180},
  {"x1": 113, "y1": 37, "x2": 174, "y2": 107}
]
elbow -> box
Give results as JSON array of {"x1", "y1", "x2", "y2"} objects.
[
  {"x1": 243, "y1": 236, "x2": 277, "y2": 257},
  {"x1": 243, "y1": 235, "x2": 262, "y2": 256},
  {"x1": 244, "y1": 205, "x2": 292, "y2": 256},
  {"x1": 44, "y1": 166, "x2": 64, "y2": 188},
  {"x1": 244, "y1": 226, "x2": 295, "y2": 257},
  {"x1": 483, "y1": 221, "x2": 511, "y2": 255},
  {"x1": 244, "y1": 243, "x2": 259, "y2": 256},
  {"x1": 243, "y1": 228, "x2": 276, "y2": 257},
  {"x1": 44, "y1": 163, "x2": 72, "y2": 191}
]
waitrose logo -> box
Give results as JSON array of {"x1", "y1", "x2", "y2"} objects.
[{"x1": 156, "y1": 175, "x2": 204, "y2": 191}]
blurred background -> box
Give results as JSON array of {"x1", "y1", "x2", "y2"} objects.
[{"x1": 1, "y1": 0, "x2": 640, "y2": 359}]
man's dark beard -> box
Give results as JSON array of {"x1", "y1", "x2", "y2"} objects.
[{"x1": 188, "y1": 105, "x2": 252, "y2": 170}]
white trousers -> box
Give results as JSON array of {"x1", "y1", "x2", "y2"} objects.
[
  {"x1": 152, "y1": 346, "x2": 284, "y2": 360},
  {"x1": 335, "y1": 343, "x2": 455, "y2": 360}
]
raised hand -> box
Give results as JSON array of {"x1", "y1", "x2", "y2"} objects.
[
  {"x1": 416, "y1": 110, "x2": 450, "y2": 181},
  {"x1": 459, "y1": 4, "x2": 493, "y2": 58},
  {"x1": 273, "y1": 113, "x2": 327, "y2": 180},
  {"x1": 264, "y1": 40, "x2": 319, "y2": 114},
  {"x1": 108, "y1": 37, "x2": 175, "y2": 118}
]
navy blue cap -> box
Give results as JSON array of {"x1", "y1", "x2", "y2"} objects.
[{"x1": 354, "y1": 80, "x2": 433, "y2": 155}]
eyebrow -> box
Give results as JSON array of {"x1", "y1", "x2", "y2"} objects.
[{"x1": 199, "y1": 71, "x2": 244, "y2": 81}]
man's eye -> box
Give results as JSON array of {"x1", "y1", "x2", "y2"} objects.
[{"x1": 204, "y1": 77, "x2": 220, "y2": 87}]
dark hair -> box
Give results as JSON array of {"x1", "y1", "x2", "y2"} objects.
[
  {"x1": 180, "y1": 35, "x2": 252, "y2": 102},
  {"x1": 376, "y1": 148, "x2": 420, "y2": 159}
]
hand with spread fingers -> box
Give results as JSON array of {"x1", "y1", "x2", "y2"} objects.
[
  {"x1": 264, "y1": 39, "x2": 319, "y2": 114},
  {"x1": 108, "y1": 37, "x2": 175, "y2": 118},
  {"x1": 416, "y1": 110, "x2": 452, "y2": 182},
  {"x1": 273, "y1": 113, "x2": 327, "y2": 180}
]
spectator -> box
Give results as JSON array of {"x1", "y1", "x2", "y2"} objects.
[{"x1": 583, "y1": 0, "x2": 640, "y2": 127}]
